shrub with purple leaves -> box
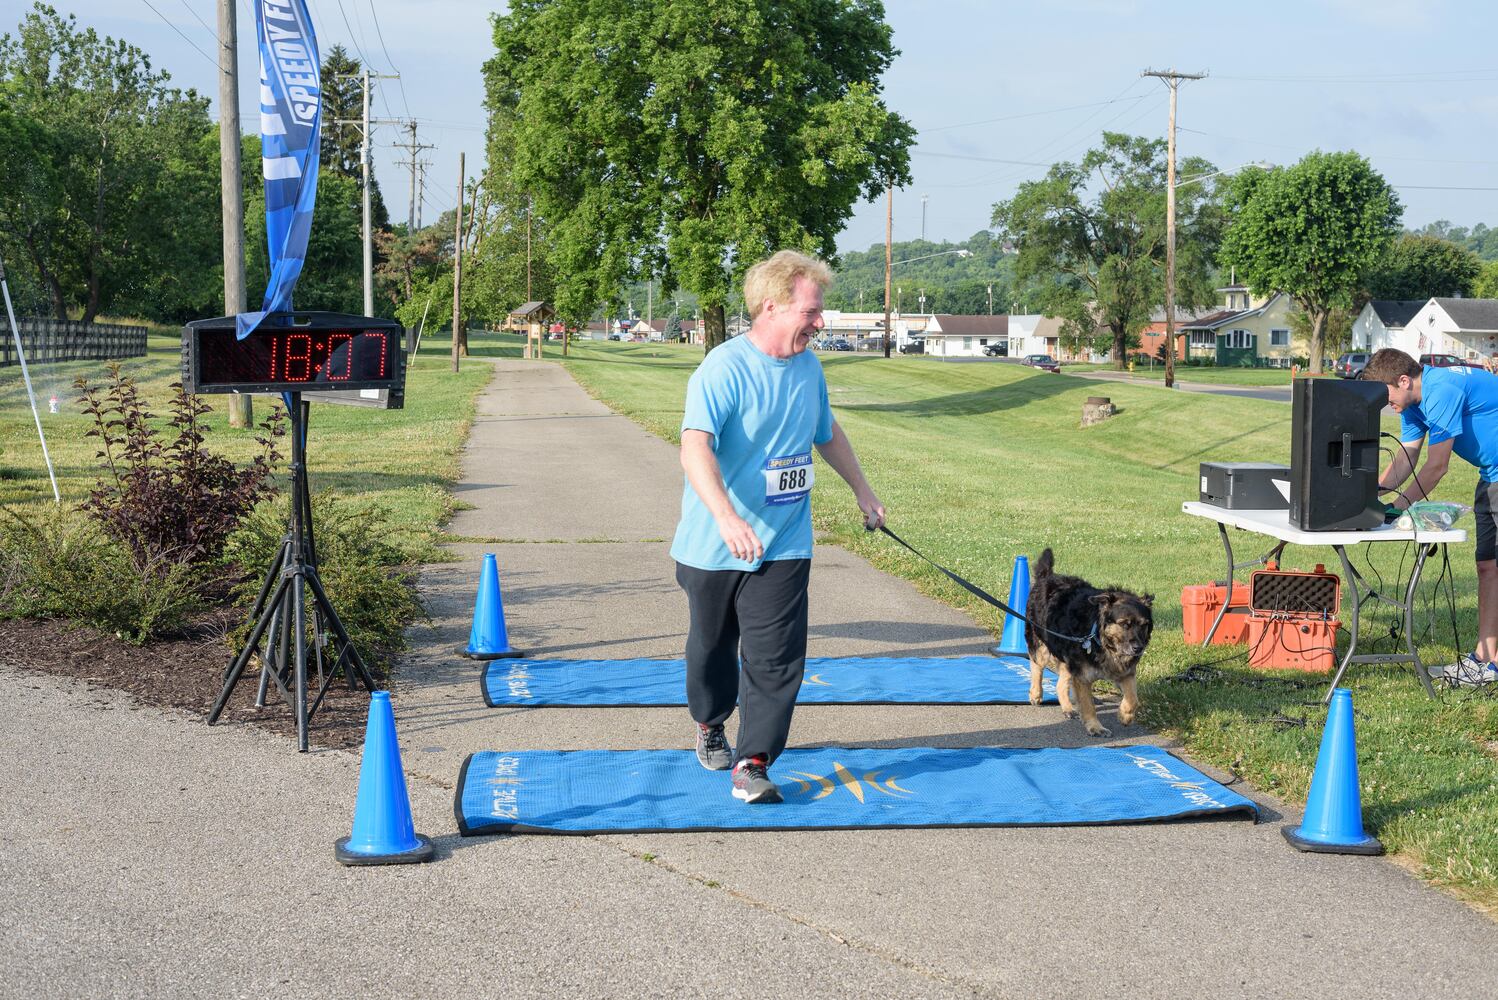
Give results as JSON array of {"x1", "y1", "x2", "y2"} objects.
[{"x1": 75, "y1": 364, "x2": 286, "y2": 570}]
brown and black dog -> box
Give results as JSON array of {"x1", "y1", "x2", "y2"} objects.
[{"x1": 1025, "y1": 548, "x2": 1153, "y2": 737}]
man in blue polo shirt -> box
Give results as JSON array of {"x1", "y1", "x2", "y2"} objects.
[
  {"x1": 1365, "y1": 348, "x2": 1498, "y2": 685},
  {"x1": 672, "y1": 250, "x2": 885, "y2": 803}
]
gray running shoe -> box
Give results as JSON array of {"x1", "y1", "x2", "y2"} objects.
[
  {"x1": 1432, "y1": 654, "x2": 1498, "y2": 688},
  {"x1": 695, "y1": 723, "x2": 734, "y2": 770},
  {"x1": 731, "y1": 756, "x2": 781, "y2": 804}
]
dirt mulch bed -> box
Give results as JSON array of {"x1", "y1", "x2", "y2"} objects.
[{"x1": 0, "y1": 611, "x2": 380, "y2": 751}]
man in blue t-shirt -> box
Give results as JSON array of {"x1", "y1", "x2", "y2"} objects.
[
  {"x1": 1365, "y1": 348, "x2": 1498, "y2": 685},
  {"x1": 671, "y1": 250, "x2": 885, "y2": 803}
]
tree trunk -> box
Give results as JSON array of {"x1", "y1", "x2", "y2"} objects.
[
  {"x1": 82, "y1": 273, "x2": 101, "y2": 325},
  {"x1": 1113, "y1": 323, "x2": 1128, "y2": 370},
  {"x1": 704, "y1": 303, "x2": 727, "y2": 353},
  {"x1": 1307, "y1": 309, "x2": 1326, "y2": 375}
]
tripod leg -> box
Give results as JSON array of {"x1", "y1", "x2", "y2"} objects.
[
  {"x1": 255, "y1": 603, "x2": 278, "y2": 709},
  {"x1": 223, "y1": 538, "x2": 289, "y2": 684},
  {"x1": 306, "y1": 568, "x2": 379, "y2": 693},
  {"x1": 293, "y1": 571, "x2": 309, "y2": 753},
  {"x1": 209, "y1": 575, "x2": 292, "y2": 725}
]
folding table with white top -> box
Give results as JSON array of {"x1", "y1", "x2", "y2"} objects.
[{"x1": 1181, "y1": 502, "x2": 1467, "y2": 700}]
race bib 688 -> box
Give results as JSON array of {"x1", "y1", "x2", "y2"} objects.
[{"x1": 763, "y1": 452, "x2": 813, "y2": 506}]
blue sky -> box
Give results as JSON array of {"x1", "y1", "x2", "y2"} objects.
[{"x1": 35, "y1": 1, "x2": 1498, "y2": 256}]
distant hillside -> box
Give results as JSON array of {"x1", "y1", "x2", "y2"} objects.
[{"x1": 824, "y1": 230, "x2": 1023, "y2": 314}]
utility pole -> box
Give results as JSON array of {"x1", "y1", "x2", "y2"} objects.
[
  {"x1": 921, "y1": 193, "x2": 928, "y2": 243},
  {"x1": 1142, "y1": 67, "x2": 1207, "y2": 388},
  {"x1": 452, "y1": 151, "x2": 464, "y2": 373},
  {"x1": 217, "y1": 0, "x2": 250, "y2": 428},
  {"x1": 525, "y1": 195, "x2": 532, "y2": 301},
  {"x1": 415, "y1": 160, "x2": 428, "y2": 228},
  {"x1": 335, "y1": 70, "x2": 401, "y2": 317},
  {"x1": 392, "y1": 120, "x2": 434, "y2": 231},
  {"x1": 883, "y1": 182, "x2": 893, "y2": 358},
  {"x1": 987, "y1": 283, "x2": 993, "y2": 315}
]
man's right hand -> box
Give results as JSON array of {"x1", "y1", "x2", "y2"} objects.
[{"x1": 717, "y1": 513, "x2": 764, "y2": 563}]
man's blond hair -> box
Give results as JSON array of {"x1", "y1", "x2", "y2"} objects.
[{"x1": 743, "y1": 250, "x2": 833, "y2": 321}]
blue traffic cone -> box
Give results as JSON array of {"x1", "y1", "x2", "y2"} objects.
[
  {"x1": 1282, "y1": 688, "x2": 1383, "y2": 855},
  {"x1": 335, "y1": 692, "x2": 435, "y2": 866},
  {"x1": 994, "y1": 554, "x2": 1031, "y2": 656},
  {"x1": 459, "y1": 553, "x2": 523, "y2": 659}
]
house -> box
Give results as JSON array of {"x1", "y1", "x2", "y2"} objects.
[
  {"x1": 819, "y1": 310, "x2": 926, "y2": 350},
  {"x1": 1136, "y1": 307, "x2": 1209, "y2": 361},
  {"x1": 1401, "y1": 298, "x2": 1498, "y2": 364},
  {"x1": 1178, "y1": 284, "x2": 1296, "y2": 366},
  {"x1": 1350, "y1": 300, "x2": 1425, "y2": 356},
  {"x1": 1007, "y1": 314, "x2": 1065, "y2": 358},
  {"x1": 922, "y1": 314, "x2": 1008, "y2": 357}
]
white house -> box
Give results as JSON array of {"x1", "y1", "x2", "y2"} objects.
[
  {"x1": 820, "y1": 310, "x2": 923, "y2": 349},
  {"x1": 1007, "y1": 314, "x2": 1065, "y2": 358},
  {"x1": 922, "y1": 314, "x2": 1009, "y2": 357},
  {"x1": 1350, "y1": 300, "x2": 1424, "y2": 355},
  {"x1": 1402, "y1": 298, "x2": 1498, "y2": 364}
]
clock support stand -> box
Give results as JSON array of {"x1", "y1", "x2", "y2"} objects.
[{"x1": 207, "y1": 393, "x2": 378, "y2": 750}]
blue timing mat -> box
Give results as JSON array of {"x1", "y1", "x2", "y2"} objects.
[
  {"x1": 481, "y1": 655, "x2": 1057, "y2": 707},
  {"x1": 455, "y1": 745, "x2": 1257, "y2": 835}
]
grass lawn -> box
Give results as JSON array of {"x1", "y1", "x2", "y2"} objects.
[
  {"x1": 1, "y1": 328, "x2": 492, "y2": 558},
  {"x1": 1066, "y1": 362, "x2": 1300, "y2": 386},
  {"x1": 556, "y1": 338, "x2": 1498, "y2": 911}
]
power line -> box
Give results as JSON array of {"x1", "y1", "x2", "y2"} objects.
[
  {"x1": 138, "y1": 0, "x2": 224, "y2": 73},
  {"x1": 365, "y1": 0, "x2": 413, "y2": 120},
  {"x1": 922, "y1": 95, "x2": 1153, "y2": 134},
  {"x1": 176, "y1": 0, "x2": 216, "y2": 37}
]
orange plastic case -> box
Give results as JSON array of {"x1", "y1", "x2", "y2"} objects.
[
  {"x1": 1246, "y1": 614, "x2": 1342, "y2": 672},
  {"x1": 1248, "y1": 564, "x2": 1341, "y2": 618},
  {"x1": 1181, "y1": 582, "x2": 1250, "y2": 645}
]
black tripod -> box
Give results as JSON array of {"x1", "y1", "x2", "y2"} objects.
[{"x1": 208, "y1": 393, "x2": 377, "y2": 750}]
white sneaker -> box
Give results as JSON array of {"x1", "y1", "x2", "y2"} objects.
[{"x1": 1432, "y1": 653, "x2": 1498, "y2": 688}]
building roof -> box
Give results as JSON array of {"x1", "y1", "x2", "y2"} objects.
[
  {"x1": 1180, "y1": 308, "x2": 1243, "y2": 331},
  {"x1": 1433, "y1": 297, "x2": 1498, "y2": 332},
  {"x1": 1367, "y1": 300, "x2": 1426, "y2": 329},
  {"x1": 509, "y1": 301, "x2": 554, "y2": 318},
  {"x1": 926, "y1": 314, "x2": 1008, "y2": 338}
]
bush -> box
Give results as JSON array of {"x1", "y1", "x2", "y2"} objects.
[
  {"x1": 222, "y1": 491, "x2": 425, "y2": 667},
  {"x1": 75, "y1": 364, "x2": 285, "y2": 568},
  {"x1": 0, "y1": 505, "x2": 204, "y2": 642}
]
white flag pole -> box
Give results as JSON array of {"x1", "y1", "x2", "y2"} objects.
[{"x1": 0, "y1": 252, "x2": 61, "y2": 503}]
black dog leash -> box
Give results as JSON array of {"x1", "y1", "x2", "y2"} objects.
[{"x1": 870, "y1": 523, "x2": 1097, "y2": 651}]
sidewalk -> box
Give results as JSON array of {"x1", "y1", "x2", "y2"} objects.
[{"x1": 2, "y1": 356, "x2": 1493, "y2": 999}]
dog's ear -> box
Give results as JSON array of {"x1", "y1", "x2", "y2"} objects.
[
  {"x1": 1089, "y1": 593, "x2": 1115, "y2": 608},
  {"x1": 1140, "y1": 593, "x2": 1154, "y2": 607}
]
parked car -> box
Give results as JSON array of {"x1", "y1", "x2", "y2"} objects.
[
  {"x1": 1334, "y1": 352, "x2": 1370, "y2": 378},
  {"x1": 1022, "y1": 353, "x2": 1060, "y2": 373},
  {"x1": 1419, "y1": 353, "x2": 1465, "y2": 368},
  {"x1": 899, "y1": 338, "x2": 925, "y2": 355},
  {"x1": 982, "y1": 342, "x2": 1007, "y2": 357},
  {"x1": 825, "y1": 338, "x2": 853, "y2": 352}
]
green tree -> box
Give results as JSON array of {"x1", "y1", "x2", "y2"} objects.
[
  {"x1": 992, "y1": 132, "x2": 1222, "y2": 368},
  {"x1": 1475, "y1": 260, "x2": 1498, "y2": 299},
  {"x1": 1220, "y1": 151, "x2": 1401, "y2": 373},
  {"x1": 0, "y1": 3, "x2": 220, "y2": 321},
  {"x1": 486, "y1": 0, "x2": 912, "y2": 349},
  {"x1": 318, "y1": 44, "x2": 388, "y2": 228},
  {"x1": 1365, "y1": 233, "x2": 1480, "y2": 299},
  {"x1": 246, "y1": 170, "x2": 364, "y2": 313}
]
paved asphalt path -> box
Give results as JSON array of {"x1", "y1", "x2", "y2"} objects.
[{"x1": 3, "y1": 356, "x2": 1493, "y2": 999}]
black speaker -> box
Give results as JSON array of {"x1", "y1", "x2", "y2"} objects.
[{"x1": 1288, "y1": 377, "x2": 1386, "y2": 531}]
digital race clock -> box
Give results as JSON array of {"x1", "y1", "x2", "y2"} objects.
[{"x1": 182, "y1": 312, "x2": 406, "y2": 401}]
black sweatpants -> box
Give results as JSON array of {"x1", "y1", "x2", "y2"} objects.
[{"x1": 675, "y1": 558, "x2": 811, "y2": 766}]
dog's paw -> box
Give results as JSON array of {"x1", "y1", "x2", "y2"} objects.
[
  {"x1": 1085, "y1": 722, "x2": 1112, "y2": 738},
  {"x1": 1118, "y1": 706, "x2": 1137, "y2": 726},
  {"x1": 1061, "y1": 708, "x2": 1078, "y2": 719},
  {"x1": 1028, "y1": 688, "x2": 1043, "y2": 706}
]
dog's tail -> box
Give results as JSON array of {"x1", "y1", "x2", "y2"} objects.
[{"x1": 1032, "y1": 547, "x2": 1054, "y2": 582}]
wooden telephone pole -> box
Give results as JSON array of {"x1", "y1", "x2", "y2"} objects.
[
  {"x1": 217, "y1": 0, "x2": 250, "y2": 428},
  {"x1": 452, "y1": 152, "x2": 464, "y2": 373},
  {"x1": 883, "y1": 183, "x2": 894, "y2": 358},
  {"x1": 1141, "y1": 68, "x2": 1206, "y2": 388}
]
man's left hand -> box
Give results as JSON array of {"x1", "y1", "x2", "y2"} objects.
[{"x1": 859, "y1": 493, "x2": 886, "y2": 531}]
